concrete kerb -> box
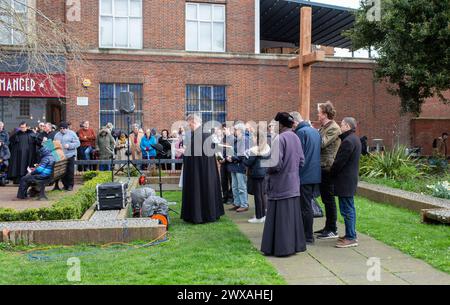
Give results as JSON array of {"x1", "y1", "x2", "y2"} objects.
[
  {"x1": 0, "y1": 177, "x2": 167, "y2": 246},
  {"x1": 357, "y1": 181, "x2": 450, "y2": 224}
]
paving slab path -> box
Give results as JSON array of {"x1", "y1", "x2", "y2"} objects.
[
  {"x1": 0, "y1": 184, "x2": 81, "y2": 211},
  {"x1": 226, "y1": 197, "x2": 450, "y2": 285}
]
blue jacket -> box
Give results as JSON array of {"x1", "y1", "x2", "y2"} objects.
[
  {"x1": 294, "y1": 122, "x2": 322, "y2": 185},
  {"x1": 140, "y1": 135, "x2": 157, "y2": 159},
  {"x1": 32, "y1": 147, "x2": 55, "y2": 178}
]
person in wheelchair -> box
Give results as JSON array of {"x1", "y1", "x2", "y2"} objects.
[{"x1": 0, "y1": 140, "x2": 10, "y2": 186}]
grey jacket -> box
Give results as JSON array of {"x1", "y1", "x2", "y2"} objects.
[
  {"x1": 54, "y1": 130, "x2": 81, "y2": 158},
  {"x1": 266, "y1": 129, "x2": 305, "y2": 200},
  {"x1": 319, "y1": 120, "x2": 341, "y2": 170}
]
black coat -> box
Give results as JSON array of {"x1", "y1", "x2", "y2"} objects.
[
  {"x1": 330, "y1": 130, "x2": 361, "y2": 197},
  {"x1": 242, "y1": 144, "x2": 270, "y2": 178},
  {"x1": 8, "y1": 130, "x2": 38, "y2": 179},
  {"x1": 181, "y1": 127, "x2": 224, "y2": 224}
]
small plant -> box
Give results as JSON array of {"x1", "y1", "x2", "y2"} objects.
[
  {"x1": 427, "y1": 181, "x2": 450, "y2": 200},
  {"x1": 82, "y1": 171, "x2": 99, "y2": 181}
]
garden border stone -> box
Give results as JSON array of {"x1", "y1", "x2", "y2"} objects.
[{"x1": 357, "y1": 181, "x2": 450, "y2": 224}]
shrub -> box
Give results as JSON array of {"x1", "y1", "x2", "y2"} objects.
[
  {"x1": 0, "y1": 172, "x2": 111, "y2": 222},
  {"x1": 82, "y1": 171, "x2": 99, "y2": 182},
  {"x1": 359, "y1": 146, "x2": 425, "y2": 180}
]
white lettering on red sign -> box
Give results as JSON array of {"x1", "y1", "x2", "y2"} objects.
[{"x1": 0, "y1": 77, "x2": 36, "y2": 93}]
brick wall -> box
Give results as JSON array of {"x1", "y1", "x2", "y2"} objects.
[
  {"x1": 411, "y1": 119, "x2": 450, "y2": 156},
  {"x1": 66, "y1": 56, "x2": 413, "y2": 149},
  {"x1": 58, "y1": 0, "x2": 255, "y2": 53}
]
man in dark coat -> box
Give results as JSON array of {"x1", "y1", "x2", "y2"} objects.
[
  {"x1": 39, "y1": 122, "x2": 57, "y2": 142},
  {"x1": 181, "y1": 114, "x2": 224, "y2": 224},
  {"x1": 261, "y1": 112, "x2": 307, "y2": 257},
  {"x1": 291, "y1": 112, "x2": 322, "y2": 244},
  {"x1": 8, "y1": 122, "x2": 38, "y2": 184},
  {"x1": 330, "y1": 117, "x2": 361, "y2": 248}
]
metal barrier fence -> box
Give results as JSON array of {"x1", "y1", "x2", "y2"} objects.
[{"x1": 74, "y1": 159, "x2": 183, "y2": 176}]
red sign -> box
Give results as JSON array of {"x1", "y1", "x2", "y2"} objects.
[{"x1": 0, "y1": 72, "x2": 66, "y2": 98}]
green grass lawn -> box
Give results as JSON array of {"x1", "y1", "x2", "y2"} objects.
[
  {"x1": 329, "y1": 196, "x2": 450, "y2": 274},
  {"x1": 0, "y1": 192, "x2": 285, "y2": 285}
]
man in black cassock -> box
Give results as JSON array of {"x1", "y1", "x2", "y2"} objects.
[
  {"x1": 181, "y1": 114, "x2": 224, "y2": 224},
  {"x1": 8, "y1": 122, "x2": 38, "y2": 184}
]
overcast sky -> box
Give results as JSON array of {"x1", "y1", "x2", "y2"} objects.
[
  {"x1": 308, "y1": 0, "x2": 372, "y2": 57},
  {"x1": 310, "y1": 0, "x2": 361, "y2": 9}
]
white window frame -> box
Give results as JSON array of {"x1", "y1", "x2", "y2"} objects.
[
  {"x1": 185, "y1": 3, "x2": 226, "y2": 52},
  {"x1": 99, "y1": 0, "x2": 143, "y2": 49},
  {"x1": 0, "y1": 0, "x2": 28, "y2": 45}
]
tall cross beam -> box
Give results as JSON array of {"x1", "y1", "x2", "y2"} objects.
[{"x1": 288, "y1": 7, "x2": 325, "y2": 121}]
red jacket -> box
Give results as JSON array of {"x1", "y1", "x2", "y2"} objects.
[{"x1": 77, "y1": 128, "x2": 96, "y2": 147}]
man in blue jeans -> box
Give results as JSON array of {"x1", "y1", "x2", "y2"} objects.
[
  {"x1": 226, "y1": 123, "x2": 248, "y2": 213},
  {"x1": 330, "y1": 117, "x2": 361, "y2": 248}
]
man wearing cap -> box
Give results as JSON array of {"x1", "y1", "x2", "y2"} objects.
[{"x1": 54, "y1": 122, "x2": 80, "y2": 191}]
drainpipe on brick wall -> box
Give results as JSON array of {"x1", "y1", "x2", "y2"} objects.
[{"x1": 255, "y1": 0, "x2": 260, "y2": 54}]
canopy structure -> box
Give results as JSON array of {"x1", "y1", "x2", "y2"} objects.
[{"x1": 260, "y1": 0, "x2": 356, "y2": 49}]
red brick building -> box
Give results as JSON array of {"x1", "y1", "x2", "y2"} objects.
[{"x1": 0, "y1": 0, "x2": 448, "y2": 152}]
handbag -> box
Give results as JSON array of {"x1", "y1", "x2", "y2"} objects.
[{"x1": 312, "y1": 198, "x2": 324, "y2": 218}]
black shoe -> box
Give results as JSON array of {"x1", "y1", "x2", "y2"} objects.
[
  {"x1": 64, "y1": 186, "x2": 74, "y2": 191},
  {"x1": 306, "y1": 238, "x2": 315, "y2": 245},
  {"x1": 314, "y1": 228, "x2": 326, "y2": 235},
  {"x1": 317, "y1": 231, "x2": 339, "y2": 240}
]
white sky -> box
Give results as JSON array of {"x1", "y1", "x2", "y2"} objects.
[
  {"x1": 310, "y1": 0, "x2": 374, "y2": 58},
  {"x1": 310, "y1": 0, "x2": 361, "y2": 9}
]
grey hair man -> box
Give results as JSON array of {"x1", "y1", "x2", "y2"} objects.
[
  {"x1": 181, "y1": 114, "x2": 224, "y2": 224},
  {"x1": 330, "y1": 116, "x2": 361, "y2": 248},
  {"x1": 290, "y1": 111, "x2": 322, "y2": 243},
  {"x1": 186, "y1": 113, "x2": 202, "y2": 131}
]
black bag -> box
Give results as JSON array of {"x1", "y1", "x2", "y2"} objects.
[{"x1": 312, "y1": 198, "x2": 324, "y2": 218}]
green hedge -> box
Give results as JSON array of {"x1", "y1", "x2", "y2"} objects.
[{"x1": 0, "y1": 172, "x2": 111, "y2": 222}]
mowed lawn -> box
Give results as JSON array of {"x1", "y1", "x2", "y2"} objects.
[
  {"x1": 0, "y1": 192, "x2": 285, "y2": 285},
  {"x1": 320, "y1": 196, "x2": 450, "y2": 274}
]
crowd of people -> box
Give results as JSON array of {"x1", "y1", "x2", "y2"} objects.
[
  {"x1": 180, "y1": 101, "x2": 362, "y2": 258},
  {"x1": 0, "y1": 119, "x2": 185, "y2": 200}
]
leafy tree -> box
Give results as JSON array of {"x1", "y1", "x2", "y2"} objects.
[{"x1": 345, "y1": 0, "x2": 450, "y2": 115}]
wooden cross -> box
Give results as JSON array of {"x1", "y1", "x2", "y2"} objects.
[{"x1": 288, "y1": 7, "x2": 325, "y2": 121}]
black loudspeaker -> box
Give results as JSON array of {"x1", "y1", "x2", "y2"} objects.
[
  {"x1": 118, "y1": 91, "x2": 135, "y2": 114},
  {"x1": 96, "y1": 182, "x2": 128, "y2": 210}
]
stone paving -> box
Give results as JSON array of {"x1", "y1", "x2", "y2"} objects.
[
  {"x1": 0, "y1": 184, "x2": 81, "y2": 211},
  {"x1": 227, "y1": 197, "x2": 450, "y2": 285}
]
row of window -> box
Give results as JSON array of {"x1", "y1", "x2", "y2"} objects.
[
  {"x1": 0, "y1": 0, "x2": 226, "y2": 52},
  {"x1": 99, "y1": 84, "x2": 227, "y2": 129}
]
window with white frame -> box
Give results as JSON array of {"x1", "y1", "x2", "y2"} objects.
[
  {"x1": 99, "y1": 0, "x2": 142, "y2": 49},
  {"x1": 186, "y1": 3, "x2": 225, "y2": 52},
  {"x1": 0, "y1": 0, "x2": 27, "y2": 45}
]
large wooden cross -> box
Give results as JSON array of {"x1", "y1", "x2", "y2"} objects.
[{"x1": 288, "y1": 7, "x2": 325, "y2": 121}]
